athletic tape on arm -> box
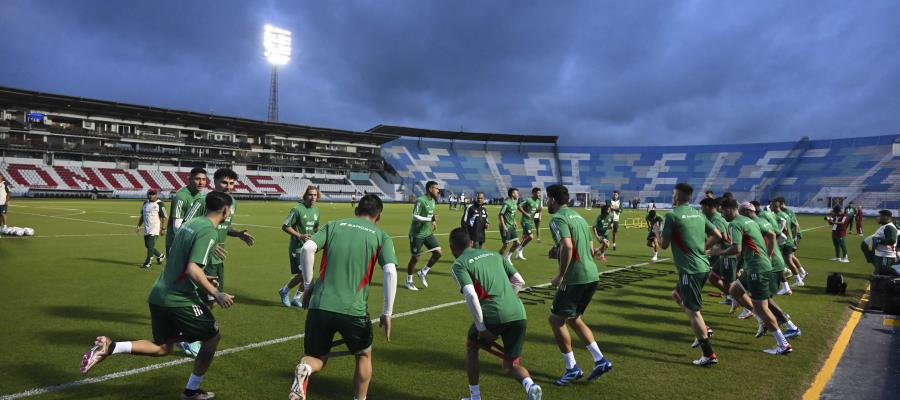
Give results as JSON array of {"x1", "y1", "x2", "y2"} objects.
[{"x1": 382, "y1": 263, "x2": 397, "y2": 316}]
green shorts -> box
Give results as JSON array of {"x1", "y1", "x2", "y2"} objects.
[
  {"x1": 304, "y1": 309, "x2": 373, "y2": 358},
  {"x1": 501, "y1": 226, "x2": 519, "y2": 244},
  {"x1": 410, "y1": 234, "x2": 440, "y2": 257},
  {"x1": 767, "y1": 271, "x2": 783, "y2": 296},
  {"x1": 143, "y1": 234, "x2": 159, "y2": 250},
  {"x1": 720, "y1": 257, "x2": 738, "y2": 285},
  {"x1": 780, "y1": 243, "x2": 796, "y2": 255},
  {"x1": 521, "y1": 220, "x2": 534, "y2": 236},
  {"x1": 676, "y1": 272, "x2": 709, "y2": 311},
  {"x1": 149, "y1": 303, "x2": 218, "y2": 345},
  {"x1": 0, "y1": 204, "x2": 7, "y2": 214},
  {"x1": 551, "y1": 281, "x2": 599, "y2": 318},
  {"x1": 468, "y1": 319, "x2": 527, "y2": 361},
  {"x1": 594, "y1": 228, "x2": 609, "y2": 241},
  {"x1": 740, "y1": 270, "x2": 772, "y2": 301},
  {"x1": 873, "y1": 256, "x2": 897, "y2": 275}
]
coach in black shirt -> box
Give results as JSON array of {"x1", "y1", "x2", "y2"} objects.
[{"x1": 461, "y1": 191, "x2": 490, "y2": 248}]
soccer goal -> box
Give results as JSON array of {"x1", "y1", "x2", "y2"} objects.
[{"x1": 573, "y1": 192, "x2": 592, "y2": 210}]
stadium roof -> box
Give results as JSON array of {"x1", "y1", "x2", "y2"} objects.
[
  {"x1": 368, "y1": 124, "x2": 558, "y2": 144},
  {"x1": 0, "y1": 86, "x2": 399, "y2": 144}
]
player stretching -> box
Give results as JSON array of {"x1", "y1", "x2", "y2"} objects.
[
  {"x1": 137, "y1": 189, "x2": 167, "y2": 268},
  {"x1": 546, "y1": 184, "x2": 613, "y2": 385},
  {"x1": 461, "y1": 192, "x2": 490, "y2": 248},
  {"x1": 700, "y1": 198, "x2": 734, "y2": 304},
  {"x1": 534, "y1": 191, "x2": 544, "y2": 243},
  {"x1": 406, "y1": 181, "x2": 442, "y2": 291},
  {"x1": 448, "y1": 228, "x2": 542, "y2": 400},
  {"x1": 166, "y1": 167, "x2": 207, "y2": 252},
  {"x1": 592, "y1": 205, "x2": 613, "y2": 261},
  {"x1": 279, "y1": 186, "x2": 320, "y2": 307},
  {"x1": 499, "y1": 188, "x2": 521, "y2": 264},
  {"x1": 711, "y1": 200, "x2": 794, "y2": 355},
  {"x1": 646, "y1": 209, "x2": 663, "y2": 261},
  {"x1": 772, "y1": 198, "x2": 807, "y2": 286},
  {"x1": 659, "y1": 183, "x2": 722, "y2": 366},
  {"x1": 609, "y1": 190, "x2": 621, "y2": 250},
  {"x1": 515, "y1": 188, "x2": 541, "y2": 260},
  {"x1": 289, "y1": 194, "x2": 397, "y2": 400},
  {"x1": 80, "y1": 192, "x2": 236, "y2": 400}
]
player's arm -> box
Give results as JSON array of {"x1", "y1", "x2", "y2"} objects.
[
  {"x1": 158, "y1": 206, "x2": 167, "y2": 235},
  {"x1": 499, "y1": 205, "x2": 508, "y2": 231},
  {"x1": 554, "y1": 237, "x2": 574, "y2": 286},
  {"x1": 763, "y1": 230, "x2": 776, "y2": 257},
  {"x1": 659, "y1": 215, "x2": 673, "y2": 250},
  {"x1": 227, "y1": 227, "x2": 255, "y2": 245},
  {"x1": 378, "y1": 234, "x2": 398, "y2": 341},
  {"x1": 136, "y1": 213, "x2": 144, "y2": 234},
  {"x1": 186, "y1": 262, "x2": 234, "y2": 308},
  {"x1": 711, "y1": 226, "x2": 741, "y2": 256},
  {"x1": 704, "y1": 221, "x2": 723, "y2": 250},
  {"x1": 172, "y1": 199, "x2": 185, "y2": 230},
  {"x1": 503, "y1": 257, "x2": 526, "y2": 292}
]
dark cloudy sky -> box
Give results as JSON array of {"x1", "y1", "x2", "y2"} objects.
[{"x1": 1, "y1": 1, "x2": 899, "y2": 145}]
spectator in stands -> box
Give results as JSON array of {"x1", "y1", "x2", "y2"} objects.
[
  {"x1": 91, "y1": 186, "x2": 99, "y2": 200},
  {"x1": 855, "y1": 204, "x2": 864, "y2": 236},
  {"x1": 866, "y1": 210, "x2": 898, "y2": 275},
  {"x1": 826, "y1": 205, "x2": 850, "y2": 263},
  {"x1": 461, "y1": 192, "x2": 489, "y2": 248},
  {"x1": 0, "y1": 175, "x2": 10, "y2": 230}
]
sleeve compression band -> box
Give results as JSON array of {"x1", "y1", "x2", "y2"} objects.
[
  {"x1": 462, "y1": 284, "x2": 486, "y2": 331},
  {"x1": 300, "y1": 240, "x2": 317, "y2": 289},
  {"x1": 382, "y1": 263, "x2": 397, "y2": 316}
]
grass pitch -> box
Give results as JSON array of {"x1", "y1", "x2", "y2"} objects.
[{"x1": 0, "y1": 199, "x2": 876, "y2": 399}]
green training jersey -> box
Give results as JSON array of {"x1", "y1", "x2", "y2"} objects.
[
  {"x1": 168, "y1": 186, "x2": 204, "y2": 229},
  {"x1": 773, "y1": 209, "x2": 795, "y2": 246},
  {"x1": 549, "y1": 207, "x2": 600, "y2": 285},
  {"x1": 662, "y1": 205, "x2": 715, "y2": 275},
  {"x1": 594, "y1": 213, "x2": 614, "y2": 236},
  {"x1": 646, "y1": 214, "x2": 663, "y2": 232},
  {"x1": 500, "y1": 198, "x2": 519, "y2": 229},
  {"x1": 728, "y1": 215, "x2": 773, "y2": 274},
  {"x1": 148, "y1": 217, "x2": 219, "y2": 307},
  {"x1": 309, "y1": 217, "x2": 399, "y2": 317},
  {"x1": 451, "y1": 248, "x2": 526, "y2": 324},
  {"x1": 520, "y1": 197, "x2": 540, "y2": 225},
  {"x1": 184, "y1": 193, "x2": 237, "y2": 265},
  {"x1": 751, "y1": 215, "x2": 785, "y2": 272},
  {"x1": 707, "y1": 211, "x2": 735, "y2": 259},
  {"x1": 409, "y1": 195, "x2": 436, "y2": 239},
  {"x1": 284, "y1": 202, "x2": 320, "y2": 253}
]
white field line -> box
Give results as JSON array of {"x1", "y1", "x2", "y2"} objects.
[{"x1": 0, "y1": 258, "x2": 667, "y2": 399}]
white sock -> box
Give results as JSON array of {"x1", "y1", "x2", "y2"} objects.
[
  {"x1": 186, "y1": 373, "x2": 204, "y2": 390},
  {"x1": 407, "y1": 275, "x2": 414, "y2": 283},
  {"x1": 783, "y1": 282, "x2": 791, "y2": 291},
  {"x1": 522, "y1": 377, "x2": 534, "y2": 392},
  {"x1": 469, "y1": 384, "x2": 481, "y2": 399},
  {"x1": 754, "y1": 313, "x2": 765, "y2": 325},
  {"x1": 112, "y1": 342, "x2": 132, "y2": 354},
  {"x1": 586, "y1": 342, "x2": 604, "y2": 362},
  {"x1": 562, "y1": 352, "x2": 577, "y2": 369},
  {"x1": 422, "y1": 266, "x2": 430, "y2": 276},
  {"x1": 800, "y1": 267, "x2": 807, "y2": 275},
  {"x1": 785, "y1": 320, "x2": 798, "y2": 331},
  {"x1": 293, "y1": 290, "x2": 303, "y2": 300},
  {"x1": 774, "y1": 329, "x2": 789, "y2": 347}
]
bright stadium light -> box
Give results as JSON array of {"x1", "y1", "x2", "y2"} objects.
[{"x1": 264, "y1": 24, "x2": 292, "y2": 66}]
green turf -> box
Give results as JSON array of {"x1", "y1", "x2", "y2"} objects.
[{"x1": 0, "y1": 199, "x2": 877, "y2": 399}]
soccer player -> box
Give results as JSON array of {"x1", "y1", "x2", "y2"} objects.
[
  {"x1": 0, "y1": 174, "x2": 11, "y2": 231},
  {"x1": 772, "y1": 198, "x2": 806, "y2": 286},
  {"x1": 166, "y1": 167, "x2": 208, "y2": 252},
  {"x1": 279, "y1": 186, "x2": 320, "y2": 307},
  {"x1": 461, "y1": 191, "x2": 490, "y2": 248},
  {"x1": 855, "y1": 204, "x2": 864, "y2": 236},
  {"x1": 711, "y1": 200, "x2": 793, "y2": 355},
  {"x1": 137, "y1": 189, "x2": 168, "y2": 269},
  {"x1": 499, "y1": 188, "x2": 521, "y2": 264},
  {"x1": 646, "y1": 209, "x2": 663, "y2": 261},
  {"x1": 80, "y1": 192, "x2": 236, "y2": 400},
  {"x1": 289, "y1": 194, "x2": 397, "y2": 400},
  {"x1": 407, "y1": 181, "x2": 442, "y2": 291},
  {"x1": 867, "y1": 210, "x2": 898, "y2": 275},
  {"x1": 609, "y1": 190, "x2": 622, "y2": 250},
  {"x1": 592, "y1": 205, "x2": 613, "y2": 261},
  {"x1": 515, "y1": 188, "x2": 541, "y2": 260},
  {"x1": 448, "y1": 228, "x2": 542, "y2": 400},
  {"x1": 826, "y1": 205, "x2": 850, "y2": 262},
  {"x1": 700, "y1": 198, "x2": 733, "y2": 302},
  {"x1": 534, "y1": 191, "x2": 544, "y2": 243},
  {"x1": 545, "y1": 184, "x2": 613, "y2": 385},
  {"x1": 659, "y1": 183, "x2": 722, "y2": 366},
  {"x1": 846, "y1": 202, "x2": 857, "y2": 233}
]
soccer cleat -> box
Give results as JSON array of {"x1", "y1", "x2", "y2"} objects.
[
  {"x1": 405, "y1": 281, "x2": 419, "y2": 291},
  {"x1": 792, "y1": 277, "x2": 805, "y2": 287},
  {"x1": 587, "y1": 358, "x2": 613, "y2": 381},
  {"x1": 840, "y1": 257, "x2": 850, "y2": 263},
  {"x1": 729, "y1": 301, "x2": 740, "y2": 314},
  {"x1": 181, "y1": 389, "x2": 215, "y2": 399},
  {"x1": 650, "y1": 254, "x2": 658, "y2": 262},
  {"x1": 830, "y1": 257, "x2": 839, "y2": 261},
  {"x1": 80, "y1": 336, "x2": 112, "y2": 374},
  {"x1": 289, "y1": 363, "x2": 311, "y2": 400},
  {"x1": 763, "y1": 344, "x2": 793, "y2": 355},
  {"x1": 527, "y1": 384, "x2": 543, "y2": 400},
  {"x1": 600, "y1": 254, "x2": 606, "y2": 262},
  {"x1": 692, "y1": 353, "x2": 718, "y2": 366},
  {"x1": 179, "y1": 341, "x2": 202, "y2": 358},
  {"x1": 784, "y1": 328, "x2": 802, "y2": 338},
  {"x1": 737, "y1": 309, "x2": 754, "y2": 319},
  {"x1": 718, "y1": 298, "x2": 733, "y2": 305},
  {"x1": 141, "y1": 263, "x2": 152, "y2": 269},
  {"x1": 691, "y1": 328, "x2": 714, "y2": 348},
  {"x1": 553, "y1": 366, "x2": 584, "y2": 386},
  {"x1": 799, "y1": 269, "x2": 808, "y2": 280},
  {"x1": 417, "y1": 270, "x2": 429, "y2": 288},
  {"x1": 157, "y1": 253, "x2": 166, "y2": 264},
  {"x1": 612, "y1": 243, "x2": 617, "y2": 251},
  {"x1": 776, "y1": 286, "x2": 793, "y2": 296},
  {"x1": 279, "y1": 288, "x2": 291, "y2": 307},
  {"x1": 516, "y1": 251, "x2": 527, "y2": 261},
  {"x1": 290, "y1": 298, "x2": 302, "y2": 308}
]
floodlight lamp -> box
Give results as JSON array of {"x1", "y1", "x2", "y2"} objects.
[{"x1": 264, "y1": 24, "x2": 292, "y2": 65}]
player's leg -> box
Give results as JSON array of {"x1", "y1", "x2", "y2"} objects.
[
  {"x1": 353, "y1": 351, "x2": 372, "y2": 400},
  {"x1": 0, "y1": 205, "x2": 7, "y2": 227},
  {"x1": 406, "y1": 236, "x2": 423, "y2": 290},
  {"x1": 790, "y1": 252, "x2": 807, "y2": 281},
  {"x1": 535, "y1": 218, "x2": 542, "y2": 243},
  {"x1": 143, "y1": 235, "x2": 154, "y2": 268},
  {"x1": 831, "y1": 236, "x2": 841, "y2": 260},
  {"x1": 517, "y1": 226, "x2": 532, "y2": 260},
  {"x1": 281, "y1": 251, "x2": 304, "y2": 306},
  {"x1": 80, "y1": 336, "x2": 172, "y2": 373},
  {"x1": 291, "y1": 309, "x2": 335, "y2": 400},
  {"x1": 497, "y1": 320, "x2": 541, "y2": 399},
  {"x1": 839, "y1": 236, "x2": 848, "y2": 261},
  {"x1": 418, "y1": 235, "x2": 442, "y2": 288},
  {"x1": 679, "y1": 273, "x2": 716, "y2": 365},
  {"x1": 611, "y1": 221, "x2": 618, "y2": 250}
]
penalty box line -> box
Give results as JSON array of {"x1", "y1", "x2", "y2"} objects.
[{"x1": 0, "y1": 259, "x2": 667, "y2": 399}]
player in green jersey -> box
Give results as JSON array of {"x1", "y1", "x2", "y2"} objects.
[
  {"x1": 700, "y1": 198, "x2": 734, "y2": 304},
  {"x1": 499, "y1": 188, "x2": 522, "y2": 264},
  {"x1": 515, "y1": 188, "x2": 541, "y2": 261},
  {"x1": 279, "y1": 185, "x2": 320, "y2": 307},
  {"x1": 448, "y1": 228, "x2": 543, "y2": 400},
  {"x1": 592, "y1": 205, "x2": 613, "y2": 262},
  {"x1": 80, "y1": 192, "x2": 236, "y2": 400},
  {"x1": 406, "y1": 181, "x2": 442, "y2": 291},
  {"x1": 545, "y1": 184, "x2": 613, "y2": 386},
  {"x1": 660, "y1": 183, "x2": 722, "y2": 366},
  {"x1": 137, "y1": 189, "x2": 168, "y2": 268},
  {"x1": 166, "y1": 167, "x2": 207, "y2": 252},
  {"x1": 289, "y1": 195, "x2": 398, "y2": 400},
  {"x1": 867, "y1": 210, "x2": 898, "y2": 275},
  {"x1": 711, "y1": 200, "x2": 793, "y2": 355},
  {"x1": 771, "y1": 198, "x2": 808, "y2": 286},
  {"x1": 646, "y1": 209, "x2": 664, "y2": 262}
]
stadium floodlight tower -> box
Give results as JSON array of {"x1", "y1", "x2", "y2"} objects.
[{"x1": 264, "y1": 24, "x2": 292, "y2": 122}]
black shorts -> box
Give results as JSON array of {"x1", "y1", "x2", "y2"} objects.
[
  {"x1": 304, "y1": 309, "x2": 373, "y2": 358},
  {"x1": 612, "y1": 221, "x2": 620, "y2": 233},
  {"x1": 467, "y1": 319, "x2": 527, "y2": 361},
  {"x1": 149, "y1": 303, "x2": 218, "y2": 345},
  {"x1": 289, "y1": 249, "x2": 301, "y2": 274},
  {"x1": 551, "y1": 281, "x2": 599, "y2": 318}
]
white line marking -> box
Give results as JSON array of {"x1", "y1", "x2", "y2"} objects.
[
  {"x1": 0, "y1": 258, "x2": 666, "y2": 399},
  {"x1": 0, "y1": 233, "x2": 133, "y2": 240}
]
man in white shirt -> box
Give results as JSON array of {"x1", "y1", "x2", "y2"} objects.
[
  {"x1": 609, "y1": 191, "x2": 622, "y2": 250},
  {"x1": 136, "y1": 189, "x2": 168, "y2": 268}
]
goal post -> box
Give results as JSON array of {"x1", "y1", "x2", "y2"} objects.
[{"x1": 572, "y1": 192, "x2": 592, "y2": 210}]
